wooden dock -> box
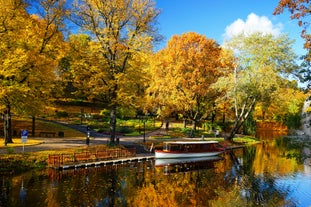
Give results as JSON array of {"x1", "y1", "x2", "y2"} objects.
[
  {"x1": 49, "y1": 145, "x2": 243, "y2": 170},
  {"x1": 53, "y1": 155, "x2": 155, "y2": 170}
]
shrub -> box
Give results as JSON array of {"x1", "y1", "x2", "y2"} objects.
[
  {"x1": 55, "y1": 111, "x2": 69, "y2": 118},
  {"x1": 118, "y1": 126, "x2": 133, "y2": 134}
]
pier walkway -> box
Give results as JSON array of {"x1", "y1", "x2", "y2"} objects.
[{"x1": 55, "y1": 155, "x2": 155, "y2": 170}]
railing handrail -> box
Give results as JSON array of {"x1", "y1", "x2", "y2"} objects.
[{"x1": 48, "y1": 148, "x2": 137, "y2": 167}]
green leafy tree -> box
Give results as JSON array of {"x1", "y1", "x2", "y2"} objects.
[{"x1": 214, "y1": 32, "x2": 298, "y2": 140}]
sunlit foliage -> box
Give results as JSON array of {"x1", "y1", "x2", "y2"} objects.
[
  {"x1": 147, "y1": 32, "x2": 231, "y2": 134},
  {"x1": 69, "y1": 0, "x2": 160, "y2": 143}
]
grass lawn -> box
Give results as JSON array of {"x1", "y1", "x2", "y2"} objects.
[
  {"x1": 0, "y1": 118, "x2": 85, "y2": 149},
  {"x1": 0, "y1": 138, "x2": 42, "y2": 149}
]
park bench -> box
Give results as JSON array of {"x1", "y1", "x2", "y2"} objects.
[{"x1": 39, "y1": 131, "x2": 56, "y2": 137}]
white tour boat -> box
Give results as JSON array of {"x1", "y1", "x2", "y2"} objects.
[{"x1": 155, "y1": 140, "x2": 226, "y2": 159}]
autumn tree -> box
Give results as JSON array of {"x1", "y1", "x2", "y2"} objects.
[
  {"x1": 214, "y1": 32, "x2": 298, "y2": 141},
  {"x1": 254, "y1": 80, "x2": 306, "y2": 129},
  {"x1": 274, "y1": 0, "x2": 311, "y2": 88},
  {"x1": 0, "y1": 0, "x2": 34, "y2": 144},
  {"x1": 69, "y1": 0, "x2": 160, "y2": 143},
  {"x1": 0, "y1": 0, "x2": 66, "y2": 144},
  {"x1": 25, "y1": 0, "x2": 67, "y2": 136},
  {"x1": 274, "y1": 0, "x2": 311, "y2": 52},
  {"x1": 147, "y1": 32, "x2": 229, "y2": 135}
]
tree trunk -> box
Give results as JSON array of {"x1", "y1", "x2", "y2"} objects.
[
  {"x1": 32, "y1": 116, "x2": 36, "y2": 137},
  {"x1": 4, "y1": 104, "x2": 13, "y2": 145},
  {"x1": 262, "y1": 111, "x2": 265, "y2": 120},
  {"x1": 190, "y1": 120, "x2": 197, "y2": 137},
  {"x1": 193, "y1": 120, "x2": 197, "y2": 132},
  {"x1": 3, "y1": 115, "x2": 6, "y2": 146},
  {"x1": 226, "y1": 118, "x2": 242, "y2": 141},
  {"x1": 109, "y1": 104, "x2": 117, "y2": 144},
  {"x1": 211, "y1": 105, "x2": 216, "y2": 125},
  {"x1": 226, "y1": 97, "x2": 257, "y2": 141}
]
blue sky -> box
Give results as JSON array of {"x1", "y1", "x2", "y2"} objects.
[{"x1": 155, "y1": 0, "x2": 306, "y2": 56}]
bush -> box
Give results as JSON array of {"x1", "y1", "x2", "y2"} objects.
[
  {"x1": 55, "y1": 111, "x2": 69, "y2": 118},
  {"x1": 285, "y1": 114, "x2": 301, "y2": 129},
  {"x1": 118, "y1": 126, "x2": 133, "y2": 134},
  {"x1": 92, "y1": 114, "x2": 104, "y2": 120}
]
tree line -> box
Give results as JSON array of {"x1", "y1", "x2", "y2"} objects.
[{"x1": 0, "y1": 0, "x2": 310, "y2": 145}]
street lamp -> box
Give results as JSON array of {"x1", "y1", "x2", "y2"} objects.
[
  {"x1": 86, "y1": 125, "x2": 90, "y2": 145},
  {"x1": 139, "y1": 114, "x2": 148, "y2": 143},
  {"x1": 143, "y1": 118, "x2": 146, "y2": 143},
  {"x1": 142, "y1": 115, "x2": 148, "y2": 143}
]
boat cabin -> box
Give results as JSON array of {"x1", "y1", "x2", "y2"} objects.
[{"x1": 163, "y1": 141, "x2": 223, "y2": 153}]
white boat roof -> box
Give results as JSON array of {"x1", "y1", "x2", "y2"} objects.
[{"x1": 163, "y1": 141, "x2": 219, "y2": 145}]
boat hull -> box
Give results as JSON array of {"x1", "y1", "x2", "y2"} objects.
[
  {"x1": 155, "y1": 150, "x2": 224, "y2": 159},
  {"x1": 155, "y1": 156, "x2": 223, "y2": 166}
]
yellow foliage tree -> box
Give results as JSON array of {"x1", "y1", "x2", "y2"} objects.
[
  {"x1": 0, "y1": 0, "x2": 66, "y2": 143},
  {"x1": 254, "y1": 81, "x2": 306, "y2": 131},
  {"x1": 147, "y1": 32, "x2": 229, "y2": 135},
  {"x1": 70, "y1": 0, "x2": 160, "y2": 143}
]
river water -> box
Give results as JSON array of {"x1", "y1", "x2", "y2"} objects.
[{"x1": 1, "y1": 135, "x2": 311, "y2": 207}]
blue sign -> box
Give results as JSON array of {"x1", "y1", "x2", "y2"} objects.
[
  {"x1": 21, "y1": 130, "x2": 28, "y2": 143},
  {"x1": 21, "y1": 130, "x2": 28, "y2": 137}
]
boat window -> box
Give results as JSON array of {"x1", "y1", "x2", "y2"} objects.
[{"x1": 170, "y1": 144, "x2": 180, "y2": 151}]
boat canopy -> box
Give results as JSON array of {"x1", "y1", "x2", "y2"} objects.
[{"x1": 163, "y1": 141, "x2": 219, "y2": 145}]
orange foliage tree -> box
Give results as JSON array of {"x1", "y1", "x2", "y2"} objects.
[
  {"x1": 274, "y1": 0, "x2": 311, "y2": 88},
  {"x1": 147, "y1": 32, "x2": 229, "y2": 135},
  {"x1": 274, "y1": 0, "x2": 311, "y2": 51}
]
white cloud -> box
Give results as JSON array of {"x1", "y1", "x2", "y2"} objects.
[{"x1": 223, "y1": 13, "x2": 283, "y2": 40}]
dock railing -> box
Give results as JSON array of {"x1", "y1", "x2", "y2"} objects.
[{"x1": 48, "y1": 148, "x2": 136, "y2": 168}]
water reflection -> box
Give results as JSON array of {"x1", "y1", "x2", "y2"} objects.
[
  {"x1": 155, "y1": 156, "x2": 223, "y2": 174},
  {"x1": 1, "y1": 135, "x2": 311, "y2": 207},
  {"x1": 226, "y1": 147, "x2": 292, "y2": 206}
]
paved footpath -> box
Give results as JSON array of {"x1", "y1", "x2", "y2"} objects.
[
  {"x1": 0, "y1": 134, "x2": 154, "y2": 154},
  {"x1": 0, "y1": 120, "x2": 193, "y2": 154},
  {"x1": 0, "y1": 122, "x2": 165, "y2": 154}
]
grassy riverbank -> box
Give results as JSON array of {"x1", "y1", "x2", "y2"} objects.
[
  {"x1": 0, "y1": 144, "x2": 123, "y2": 175},
  {"x1": 0, "y1": 136, "x2": 259, "y2": 175},
  {"x1": 0, "y1": 118, "x2": 260, "y2": 175}
]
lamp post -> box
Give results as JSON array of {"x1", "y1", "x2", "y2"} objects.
[
  {"x1": 86, "y1": 125, "x2": 90, "y2": 146},
  {"x1": 1, "y1": 114, "x2": 5, "y2": 145},
  {"x1": 142, "y1": 115, "x2": 148, "y2": 143},
  {"x1": 143, "y1": 118, "x2": 146, "y2": 143},
  {"x1": 138, "y1": 114, "x2": 148, "y2": 143}
]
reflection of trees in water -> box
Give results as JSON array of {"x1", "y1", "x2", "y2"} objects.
[
  {"x1": 275, "y1": 136, "x2": 311, "y2": 164},
  {"x1": 224, "y1": 147, "x2": 293, "y2": 206},
  {"x1": 256, "y1": 129, "x2": 287, "y2": 140},
  {"x1": 129, "y1": 159, "x2": 225, "y2": 207},
  {"x1": 48, "y1": 163, "x2": 144, "y2": 207},
  {"x1": 0, "y1": 178, "x2": 10, "y2": 207},
  {"x1": 6, "y1": 147, "x2": 303, "y2": 207}
]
